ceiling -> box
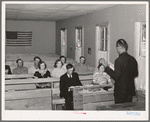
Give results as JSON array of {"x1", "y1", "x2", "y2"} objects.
[{"x1": 6, "y1": 4, "x2": 117, "y2": 21}]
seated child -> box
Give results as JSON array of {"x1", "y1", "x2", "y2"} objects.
[{"x1": 93, "y1": 63, "x2": 111, "y2": 85}]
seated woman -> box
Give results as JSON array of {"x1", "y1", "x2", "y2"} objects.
[
  {"x1": 60, "y1": 55, "x2": 67, "y2": 70},
  {"x1": 93, "y1": 63, "x2": 111, "y2": 85},
  {"x1": 5, "y1": 65, "x2": 12, "y2": 74},
  {"x1": 34, "y1": 61, "x2": 51, "y2": 88},
  {"x1": 51, "y1": 59, "x2": 67, "y2": 87}
]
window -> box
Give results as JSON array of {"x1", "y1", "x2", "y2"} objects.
[
  {"x1": 6, "y1": 31, "x2": 33, "y2": 46},
  {"x1": 76, "y1": 27, "x2": 82, "y2": 48},
  {"x1": 140, "y1": 23, "x2": 146, "y2": 57},
  {"x1": 61, "y1": 29, "x2": 65, "y2": 46},
  {"x1": 99, "y1": 26, "x2": 108, "y2": 51}
]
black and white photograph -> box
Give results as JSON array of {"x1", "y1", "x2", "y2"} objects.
[{"x1": 2, "y1": 1, "x2": 149, "y2": 121}]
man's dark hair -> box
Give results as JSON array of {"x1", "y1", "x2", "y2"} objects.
[
  {"x1": 116, "y1": 39, "x2": 128, "y2": 51},
  {"x1": 34, "y1": 56, "x2": 41, "y2": 62},
  {"x1": 80, "y1": 56, "x2": 86, "y2": 63},
  {"x1": 66, "y1": 63, "x2": 74, "y2": 70},
  {"x1": 16, "y1": 59, "x2": 23, "y2": 66},
  {"x1": 54, "y1": 59, "x2": 63, "y2": 68},
  {"x1": 59, "y1": 55, "x2": 66, "y2": 63},
  {"x1": 38, "y1": 61, "x2": 47, "y2": 69}
]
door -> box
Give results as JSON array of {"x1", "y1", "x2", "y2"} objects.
[
  {"x1": 134, "y1": 22, "x2": 146, "y2": 90},
  {"x1": 95, "y1": 23, "x2": 110, "y2": 67},
  {"x1": 61, "y1": 28, "x2": 67, "y2": 57},
  {"x1": 75, "y1": 27, "x2": 84, "y2": 63}
]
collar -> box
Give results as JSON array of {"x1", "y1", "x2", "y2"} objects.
[
  {"x1": 119, "y1": 52, "x2": 127, "y2": 57},
  {"x1": 67, "y1": 73, "x2": 72, "y2": 78}
]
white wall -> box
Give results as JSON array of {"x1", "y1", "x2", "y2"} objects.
[
  {"x1": 56, "y1": 5, "x2": 146, "y2": 67},
  {"x1": 6, "y1": 20, "x2": 56, "y2": 54}
]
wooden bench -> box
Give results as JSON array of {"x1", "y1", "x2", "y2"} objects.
[
  {"x1": 5, "y1": 74, "x2": 94, "y2": 110},
  {"x1": 5, "y1": 74, "x2": 35, "y2": 80},
  {"x1": 78, "y1": 71, "x2": 93, "y2": 76},
  {"x1": 5, "y1": 78, "x2": 56, "y2": 110},
  {"x1": 51, "y1": 88, "x2": 65, "y2": 110},
  {"x1": 5, "y1": 89, "x2": 52, "y2": 110}
]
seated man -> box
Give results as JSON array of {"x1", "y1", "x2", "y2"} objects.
[
  {"x1": 28, "y1": 56, "x2": 42, "y2": 74},
  {"x1": 75, "y1": 56, "x2": 94, "y2": 72},
  {"x1": 5, "y1": 65, "x2": 12, "y2": 74},
  {"x1": 13, "y1": 59, "x2": 28, "y2": 74},
  {"x1": 60, "y1": 63, "x2": 82, "y2": 110}
]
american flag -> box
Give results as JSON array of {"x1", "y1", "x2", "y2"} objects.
[{"x1": 6, "y1": 31, "x2": 32, "y2": 46}]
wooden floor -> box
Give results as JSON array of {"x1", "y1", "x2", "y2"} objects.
[{"x1": 96, "y1": 101, "x2": 145, "y2": 111}]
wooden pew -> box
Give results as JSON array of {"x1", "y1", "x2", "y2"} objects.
[
  {"x1": 5, "y1": 75, "x2": 93, "y2": 110},
  {"x1": 51, "y1": 88, "x2": 65, "y2": 110},
  {"x1": 78, "y1": 71, "x2": 93, "y2": 76},
  {"x1": 5, "y1": 74, "x2": 35, "y2": 80},
  {"x1": 5, "y1": 89, "x2": 52, "y2": 110}
]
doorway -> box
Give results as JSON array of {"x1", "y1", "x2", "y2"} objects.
[
  {"x1": 75, "y1": 26, "x2": 84, "y2": 63},
  {"x1": 134, "y1": 22, "x2": 146, "y2": 90},
  {"x1": 61, "y1": 28, "x2": 67, "y2": 57},
  {"x1": 95, "y1": 22, "x2": 110, "y2": 66}
]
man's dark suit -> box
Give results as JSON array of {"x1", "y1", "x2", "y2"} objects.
[
  {"x1": 105, "y1": 52, "x2": 138, "y2": 104},
  {"x1": 60, "y1": 72, "x2": 82, "y2": 110}
]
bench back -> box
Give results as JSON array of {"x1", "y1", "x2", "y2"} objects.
[
  {"x1": 5, "y1": 75, "x2": 93, "y2": 91},
  {"x1": 5, "y1": 74, "x2": 35, "y2": 80},
  {"x1": 5, "y1": 75, "x2": 93, "y2": 110},
  {"x1": 5, "y1": 89, "x2": 52, "y2": 110}
]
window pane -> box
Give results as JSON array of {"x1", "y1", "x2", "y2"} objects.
[
  {"x1": 99, "y1": 27, "x2": 108, "y2": 51},
  {"x1": 76, "y1": 29, "x2": 82, "y2": 47}
]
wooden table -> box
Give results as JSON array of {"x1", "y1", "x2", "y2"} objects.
[
  {"x1": 72, "y1": 84, "x2": 114, "y2": 110},
  {"x1": 79, "y1": 89, "x2": 114, "y2": 110}
]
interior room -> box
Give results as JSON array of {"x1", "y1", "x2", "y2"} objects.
[{"x1": 3, "y1": 1, "x2": 148, "y2": 120}]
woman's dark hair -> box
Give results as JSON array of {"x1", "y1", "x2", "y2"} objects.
[
  {"x1": 38, "y1": 61, "x2": 47, "y2": 69},
  {"x1": 80, "y1": 56, "x2": 86, "y2": 64},
  {"x1": 34, "y1": 56, "x2": 42, "y2": 63},
  {"x1": 59, "y1": 55, "x2": 66, "y2": 63},
  {"x1": 16, "y1": 59, "x2": 23, "y2": 66},
  {"x1": 54, "y1": 59, "x2": 63, "y2": 68},
  {"x1": 97, "y1": 63, "x2": 103, "y2": 70},
  {"x1": 116, "y1": 39, "x2": 128, "y2": 51}
]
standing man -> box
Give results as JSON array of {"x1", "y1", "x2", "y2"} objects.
[
  {"x1": 101, "y1": 39, "x2": 138, "y2": 104},
  {"x1": 60, "y1": 63, "x2": 82, "y2": 110}
]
